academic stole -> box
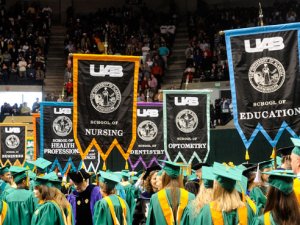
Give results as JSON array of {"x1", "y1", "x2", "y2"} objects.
[
  {"x1": 0, "y1": 201, "x2": 8, "y2": 225},
  {"x1": 263, "y1": 212, "x2": 271, "y2": 225},
  {"x1": 157, "y1": 188, "x2": 189, "y2": 225},
  {"x1": 104, "y1": 196, "x2": 127, "y2": 225},
  {"x1": 209, "y1": 202, "x2": 247, "y2": 225}
]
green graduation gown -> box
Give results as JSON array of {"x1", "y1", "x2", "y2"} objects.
[
  {"x1": 4, "y1": 189, "x2": 37, "y2": 225},
  {"x1": 250, "y1": 187, "x2": 267, "y2": 215},
  {"x1": 122, "y1": 183, "x2": 136, "y2": 219},
  {"x1": 31, "y1": 201, "x2": 66, "y2": 225},
  {"x1": 252, "y1": 212, "x2": 278, "y2": 225},
  {"x1": 0, "y1": 181, "x2": 10, "y2": 200},
  {"x1": 190, "y1": 203, "x2": 255, "y2": 225},
  {"x1": 93, "y1": 194, "x2": 131, "y2": 225},
  {"x1": 146, "y1": 188, "x2": 195, "y2": 225}
]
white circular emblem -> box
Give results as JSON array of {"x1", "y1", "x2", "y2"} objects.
[
  {"x1": 5, "y1": 134, "x2": 20, "y2": 149},
  {"x1": 175, "y1": 109, "x2": 198, "y2": 133},
  {"x1": 137, "y1": 120, "x2": 158, "y2": 141},
  {"x1": 90, "y1": 82, "x2": 122, "y2": 113},
  {"x1": 53, "y1": 116, "x2": 73, "y2": 137},
  {"x1": 248, "y1": 57, "x2": 285, "y2": 93}
]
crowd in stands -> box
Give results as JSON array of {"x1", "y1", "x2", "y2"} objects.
[
  {"x1": 182, "y1": 1, "x2": 299, "y2": 82},
  {"x1": 62, "y1": 5, "x2": 177, "y2": 102},
  {"x1": 0, "y1": 2, "x2": 51, "y2": 85},
  {"x1": 0, "y1": 98, "x2": 40, "y2": 118}
]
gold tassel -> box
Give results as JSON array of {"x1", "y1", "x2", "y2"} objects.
[
  {"x1": 125, "y1": 160, "x2": 129, "y2": 170},
  {"x1": 270, "y1": 147, "x2": 275, "y2": 159},
  {"x1": 102, "y1": 161, "x2": 106, "y2": 171},
  {"x1": 245, "y1": 149, "x2": 250, "y2": 161}
]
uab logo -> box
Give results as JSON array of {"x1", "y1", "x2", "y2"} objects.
[
  {"x1": 90, "y1": 65, "x2": 123, "y2": 77},
  {"x1": 137, "y1": 109, "x2": 159, "y2": 117},
  {"x1": 244, "y1": 37, "x2": 284, "y2": 53},
  {"x1": 5, "y1": 127, "x2": 21, "y2": 133},
  {"x1": 174, "y1": 97, "x2": 199, "y2": 106},
  {"x1": 54, "y1": 108, "x2": 71, "y2": 115}
]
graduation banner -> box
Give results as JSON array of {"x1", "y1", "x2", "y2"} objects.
[
  {"x1": 40, "y1": 102, "x2": 81, "y2": 174},
  {"x1": 163, "y1": 90, "x2": 211, "y2": 164},
  {"x1": 225, "y1": 23, "x2": 300, "y2": 158},
  {"x1": 26, "y1": 137, "x2": 34, "y2": 161},
  {"x1": 32, "y1": 113, "x2": 40, "y2": 160},
  {"x1": 0, "y1": 124, "x2": 26, "y2": 166},
  {"x1": 73, "y1": 54, "x2": 139, "y2": 170},
  {"x1": 129, "y1": 102, "x2": 165, "y2": 170},
  {"x1": 83, "y1": 148, "x2": 101, "y2": 173}
]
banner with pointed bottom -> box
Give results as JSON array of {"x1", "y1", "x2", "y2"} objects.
[
  {"x1": 163, "y1": 90, "x2": 211, "y2": 165},
  {"x1": 40, "y1": 102, "x2": 81, "y2": 175},
  {"x1": 225, "y1": 23, "x2": 300, "y2": 155},
  {"x1": 32, "y1": 113, "x2": 40, "y2": 160},
  {"x1": 73, "y1": 54, "x2": 139, "y2": 170},
  {"x1": 82, "y1": 148, "x2": 101, "y2": 173},
  {"x1": 0, "y1": 124, "x2": 27, "y2": 166},
  {"x1": 129, "y1": 102, "x2": 165, "y2": 170}
]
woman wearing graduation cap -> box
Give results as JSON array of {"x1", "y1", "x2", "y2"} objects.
[
  {"x1": 195, "y1": 162, "x2": 254, "y2": 225},
  {"x1": 252, "y1": 170, "x2": 300, "y2": 225},
  {"x1": 181, "y1": 166, "x2": 214, "y2": 225},
  {"x1": 31, "y1": 173, "x2": 70, "y2": 225},
  {"x1": 93, "y1": 171, "x2": 131, "y2": 225},
  {"x1": 146, "y1": 160, "x2": 195, "y2": 225},
  {"x1": 133, "y1": 165, "x2": 160, "y2": 225}
]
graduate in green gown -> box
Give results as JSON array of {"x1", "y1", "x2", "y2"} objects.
[
  {"x1": 31, "y1": 174, "x2": 68, "y2": 225},
  {"x1": 181, "y1": 166, "x2": 214, "y2": 225},
  {"x1": 4, "y1": 167, "x2": 37, "y2": 225},
  {"x1": 119, "y1": 170, "x2": 136, "y2": 220},
  {"x1": 252, "y1": 170, "x2": 300, "y2": 225},
  {"x1": 93, "y1": 171, "x2": 131, "y2": 225},
  {"x1": 0, "y1": 166, "x2": 12, "y2": 199},
  {"x1": 146, "y1": 160, "x2": 195, "y2": 225},
  {"x1": 195, "y1": 162, "x2": 254, "y2": 225}
]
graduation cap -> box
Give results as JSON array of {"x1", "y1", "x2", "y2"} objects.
[
  {"x1": 69, "y1": 169, "x2": 91, "y2": 184},
  {"x1": 277, "y1": 146, "x2": 293, "y2": 157},
  {"x1": 160, "y1": 160, "x2": 182, "y2": 178},
  {"x1": 9, "y1": 166, "x2": 28, "y2": 184},
  {"x1": 241, "y1": 163, "x2": 256, "y2": 168},
  {"x1": 262, "y1": 170, "x2": 296, "y2": 194},
  {"x1": 34, "y1": 172, "x2": 61, "y2": 188},
  {"x1": 99, "y1": 171, "x2": 120, "y2": 189},
  {"x1": 192, "y1": 162, "x2": 210, "y2": 171},
  {"x1": 156, "y1": 170, "x2": 164, "y2": 177},
  {"x1": 32, "y1": 158, "x2": 52, "y2": 172},
  {"x1": 291, "y1": 137, "x2": 300, "y2": 156},
  {"x1": 202, "y1": 166, "x2": 215, "y2": 188},
  {"x1": 213, "y1": 162, "x2": 242, "y2": 192},
  {"x1": 120, "y1": 170, "x2": 130, "y2": 179},
  {"x1": 187, "y1": 173, "x2": 198, "y2": 182},
  {"x1": 242, "y1": 164, "x2": 258, "y2": 177},
  {"x1": 0, "y1": 166, "x2": 10, "y2": 175},
  {"x1": 259, "y1": 159, "x2": 274, "y2": 170},
  {"x1": 235, "y1": 175, "x2": 248, "y2": 194},
  {"x1": 143, "y1": 165, "x2": 161, "y2": 180}
]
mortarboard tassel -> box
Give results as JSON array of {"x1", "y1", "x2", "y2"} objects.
[
  {"x1": 245, "y1": 149, "x2": 250, "y2": 161},
  {"x1": 254, "y1": 164, "x2": 262, "y2": 183}
]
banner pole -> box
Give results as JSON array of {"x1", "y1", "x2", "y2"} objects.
[
  {"x1": 185, "y1": 75, "x2": 189, "y2": 90},
  {"x1": 258, "y1": 2, "x2": 264, "y2": 26}
]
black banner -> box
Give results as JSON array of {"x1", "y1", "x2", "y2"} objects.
[
  {"x1": 0, "y1": 124, "x2": 26, "y2": 166},
  {"x1": 83, "y1": 148, "x2": 101, "y2": 173},
  {"x1": 73, "y1": 54, "x2": 139, "y2": 168},
  {"x1": 164, "y1": 91, "x2": 210, "y2": 164},
  {"x1": 129, "y1": 103, "x2": 165, "y2": 170},
  {"x1": 41, "y1": 103, "x2": 81, "y2": 173},
  {"x1": 226, "y1": 26, "x2": 300, "y2": 147}
]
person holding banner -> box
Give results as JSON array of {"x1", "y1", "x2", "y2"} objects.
[
  {"x1": 252, "y1": 171, "x2": 300, "y2": 225},
  {"x1": 146, "y1": 160, "x2": 195, "y2": 225},
  {"x1": 195, "y1": 162, "x2": 254, "y2": 225},
  {"x1": 67, "y1": 169, "x2": 102, "y2": 225},
  {"x1": 93, "y1": 171, "x2": 131, "y2": 225},
  {"x1": 4, "y1": 167, "x2": 37, "y2": 225}
]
